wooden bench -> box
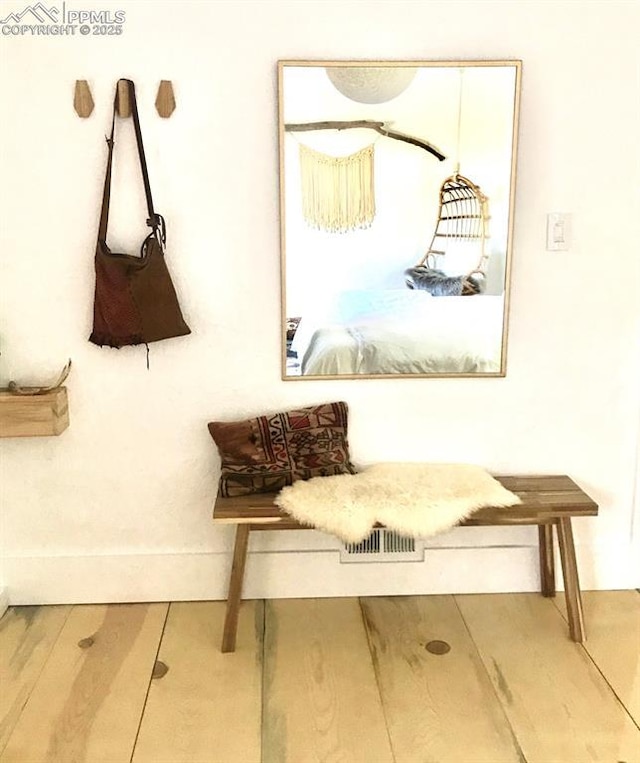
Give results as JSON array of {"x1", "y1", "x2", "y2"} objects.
[{"x1": 213, "y1": 475, "x2": 598, "y2": 652}]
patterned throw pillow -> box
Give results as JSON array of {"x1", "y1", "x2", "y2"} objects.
[{"x1": 208, "y1": 401, "x2": 356, "y2": 497}]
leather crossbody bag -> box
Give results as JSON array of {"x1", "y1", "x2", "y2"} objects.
[{"x1": 89, "y1": 79, "x2": 190, "y2": 349}]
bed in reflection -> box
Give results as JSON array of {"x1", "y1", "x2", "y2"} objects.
[{"x1": 288, "y1": 289, "x2": 504, "y2": 376}]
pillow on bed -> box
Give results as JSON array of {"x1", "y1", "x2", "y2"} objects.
[{"x1": 208, "y1": 401, "x2": 356, "y2": 497}]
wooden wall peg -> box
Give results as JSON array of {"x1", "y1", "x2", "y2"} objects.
[
  {"x1": 73, "y1": 80, "x2": 94, "y2": 118},
  {"x1": 155, "y1": 80, "x2": 176, "y2": 118},
  {"x1": 116, "y1": 79, "x2": 132, "y2": 118}
]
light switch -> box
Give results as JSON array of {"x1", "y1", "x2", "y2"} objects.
[{"x1": 546, "y1": 213, "x2": 571, "y2": 251}]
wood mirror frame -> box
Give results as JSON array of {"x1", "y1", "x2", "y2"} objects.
[{"x1": 279, "y1": 60, "x2": 522, "y2": 380}]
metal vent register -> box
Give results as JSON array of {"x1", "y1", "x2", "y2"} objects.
[{"x1": 340, "y1": 529, "x2": 425, "y2": 563}]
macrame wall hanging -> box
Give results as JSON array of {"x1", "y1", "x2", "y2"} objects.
[{"x1": 299, "y1": 142, "x2": 376, "y2": 233}]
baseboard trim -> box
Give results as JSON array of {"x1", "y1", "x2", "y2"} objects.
[
  {"x1": 3, "y1": 542, "x2": 636, "y2": 605},
  {"x1": 0, "y1": 587, "x2": 9, "y2": 619}
]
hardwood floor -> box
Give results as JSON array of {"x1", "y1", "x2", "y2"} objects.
[{"x1": 0, "y1": 592, "x2": 638, "y2": 763}]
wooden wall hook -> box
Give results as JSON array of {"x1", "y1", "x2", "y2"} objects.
[
  {"x1": 74, "y1": 79, "x2": 175, "y2": 119},
  {"x1": 155, "y1": 80, "x2": 176, "y2": 118},
  {"x1": 116, "y1": 79, "x2": 132, "y2": 118},
  {"x1": 73, "y1": 80, "x2": 94, "y2": 118}
]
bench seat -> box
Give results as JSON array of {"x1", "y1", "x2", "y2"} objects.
[{"x1": 213, "y1": 474, "x2": 598, "y2": 652}]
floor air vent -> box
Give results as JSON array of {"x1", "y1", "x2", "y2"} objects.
[{"x1": 340, "y1": 529, "x2": 425, "y2": 563}]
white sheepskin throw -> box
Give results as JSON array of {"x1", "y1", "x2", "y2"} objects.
[{"x1": 275, "y1": 463, "x2": 521, "y2": 543}]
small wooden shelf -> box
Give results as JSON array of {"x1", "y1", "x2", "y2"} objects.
[{"x1": 0, "y1": 387, "x2": 69, "y2": 438}]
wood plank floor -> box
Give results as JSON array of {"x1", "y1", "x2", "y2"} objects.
[{"x1": 0, "y1": 592, "x2": 638, "y2": 763}]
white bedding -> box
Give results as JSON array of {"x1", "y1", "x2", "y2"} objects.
[{"x1": 290, "y1": 290, "x2": 504, "y2": 375}]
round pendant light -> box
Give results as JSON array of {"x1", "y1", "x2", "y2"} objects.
[{"x1": 326, "y1": 66, "x2": 417, "y2": 104}]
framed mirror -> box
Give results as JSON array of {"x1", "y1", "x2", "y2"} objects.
[{"x1": 279, "y1": 60, "x2": 521, "y2": 379}]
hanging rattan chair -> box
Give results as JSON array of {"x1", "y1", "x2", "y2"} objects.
[{"x1": 405, "y1": 172, "x2": 490, "y2": 296}]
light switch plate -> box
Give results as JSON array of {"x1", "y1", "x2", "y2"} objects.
[{"x1": 547, "y1": 213, "x2": 571, "y2": 251}]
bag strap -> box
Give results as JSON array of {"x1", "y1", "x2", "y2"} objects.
[{"x1": 98, "y1": 79, "x2": 165, "y2": 245}]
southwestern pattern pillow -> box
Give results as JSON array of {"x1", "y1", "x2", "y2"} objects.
[{"x1": 208, "y1": 401, "x2": 356, "y2": 497}]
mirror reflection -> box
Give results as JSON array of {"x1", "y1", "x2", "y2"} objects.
[{"x1": 279, "y1": 60, "x2": 521, "y2": 378}]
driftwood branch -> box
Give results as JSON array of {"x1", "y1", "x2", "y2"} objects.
[{"x1": 285, "y1": 120, "x2": 446, "y2": 162}]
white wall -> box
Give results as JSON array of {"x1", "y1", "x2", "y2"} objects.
[{"x1": 1, "y1": 0, "x2": 639, "y2": 603}]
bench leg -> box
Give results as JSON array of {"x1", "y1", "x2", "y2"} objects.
[
  {"x1": 221, "y1": 524, "x2": 250, "y2": 653},
  {"x1": 557, "y1": 517, "x2": 586, "y2": 643},
  {"x1": 538, "y1": 524, "x2": 555, "y2": 597}
]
